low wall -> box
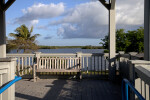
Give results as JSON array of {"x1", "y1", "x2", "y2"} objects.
[{"x1": 0, "y1": 58, "x2": 16, "y2": 100}]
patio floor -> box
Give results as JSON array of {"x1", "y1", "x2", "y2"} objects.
[{"x1": 15, "y1": 79, "x2": 122, "y2": 100}]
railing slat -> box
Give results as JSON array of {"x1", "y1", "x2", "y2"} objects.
[
  {"x1": 21, "y1": 57, "x2": 23, "y2": 75},
  {"x1": 98, "y1": 56, "x2": 99, "y2": 75},
  {"x1": 101, "y1": 56, "x2": 103, "y2": 75},
  {"x1": 94, "y1": 56, "x2": 95, "y2": 75}
]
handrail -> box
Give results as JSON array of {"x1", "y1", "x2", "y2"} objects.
[
  {"x1": 0, "y1": 76, "x2": 22, "y2": 94},
  {"x1": 122, "y1": 79, "x2": 145, "y2": 100}
]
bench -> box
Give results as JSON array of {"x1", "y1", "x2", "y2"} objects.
[{"x1": 33, "y1": 57, "x2": 82, "y2": 82}]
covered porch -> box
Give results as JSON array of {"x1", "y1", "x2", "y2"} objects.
[{"x1": 0, "y1": 0, "x2": 150, "y2": 100}]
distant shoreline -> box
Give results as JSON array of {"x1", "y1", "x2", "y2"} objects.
[{"x1": 38, "y1": 45, "x2": 103, "y2": 49}]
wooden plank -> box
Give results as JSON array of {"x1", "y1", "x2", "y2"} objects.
[
  {"x1": 90, "y1": 56, "x2": 92, "y2": 75},
  {"x1": 83, "y1": 57, "x2": 84, "y2": 69},
  {"x1": 50, "y1": 58, "x2": 51, "y2": 69},
  {"x1": 94, "y1": 56, "x2": 95, "y2": 75},
  {"x1": 59, "y1": 59, "x2": 62, "y2": 69},
  {"x1": 28, "y1": 57, "x2": 31, "y2": 73},
  {"x1": 75, "y1": 59, "x2": 76, "y2": 69},
  {"x1": 98, "y1": 56, "x2": 99, "y2": 75},
  {"x1": 21, "y1": 57, "x2": 23, "y2": 75},
  {"x1": 42, "y1": 57, "x2": 44, "y2": 69},
  {"x1": 73, "y1": 58, "x2": 74, "y2": 69},
  {"x1": 25, "y1": 57, "x2": 27, "y2": 74},
  {"x1": 45, "y1": 58, "x2": 46, "y2": 69},
  {"x1": 55, "y1": 58, "x2": 56, "y2": 69},
  {"x1": 105, "y1": 59, "x2": 107, "y2": 75},
  {"x1": 18, "y1": 57, "x2": 20, "y2": 74},
  {"x1": 101, "y1": 56, "x2": 103, "y2": 75},
  {"x1": 87, "y1": 57, "x2": 88, "y2": 75}
]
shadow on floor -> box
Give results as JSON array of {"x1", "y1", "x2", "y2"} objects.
[{"x1": 15, "y1": 78, "x2": 121, "y2": 100}]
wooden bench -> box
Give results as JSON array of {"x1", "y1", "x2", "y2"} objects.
[{"x1": 33, "y1": 57, "x2": 82, "y2": 82}]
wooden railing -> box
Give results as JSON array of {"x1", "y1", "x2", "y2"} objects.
[
  {"x1": 7, "y1": 54, "x2": 35, "y2": 76},
  {"x1": 7, "y1": 52, "x2": 111, "y2": 77}
]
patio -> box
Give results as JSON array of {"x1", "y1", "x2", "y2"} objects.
[{"x1": 15, "y1": 79, "x2": 121, "y2": 100}]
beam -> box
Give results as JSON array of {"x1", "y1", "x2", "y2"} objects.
[
  {"x1": 3, "y1": 0, "x2": 16, "y2": 11},
  {"x1": 144, "y1": 0, "x2": 150, "y2": 60},
  {"x1": 108, "y1": 0, "x2": 116, "y2": 80},
  {"x1": 109, "y1": 0, "x2": 116, "y2": 59},
  {"x1": 0, "y1": 0, "x2": 6, "y2": 58},
  {"x1": 110, "y1": 0, "x2": 115, "y2": 10},
  {"x1": 99, "y1": 0, "x2": 111, "y2": 10}
]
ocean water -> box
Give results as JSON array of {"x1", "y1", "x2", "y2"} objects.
[{"x1": 9, "y1": 48, "x2": 104, "y2": 53}]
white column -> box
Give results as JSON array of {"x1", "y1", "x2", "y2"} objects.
[
  {"x1": 108, "y1": 0, "x2": 116, "y2": 80},
  {"x1": 144, "y1": 0, "x2": 150, "y2": 60},
  {"x1": 109, "y1": 0, "x2": 116, "y2": 60},
  {"x1": 0, "y1": 0, "x2": 6, "y2": 58}
]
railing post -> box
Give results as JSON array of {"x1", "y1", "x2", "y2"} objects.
[
  {"x1": 128, "y1": 60, "x2": 150, "y2": 100},
  {"x1": 33, "y1": 52, "x2": 41, "y2": 82},
  {"x1": 34, "y1": 52, "x2": 41, "y2": 63},
  {"x1": 128, "y1": 52, "x2": 138, "y2": 60},
  {"x1": 118, "y1": 51, "x2": 125, "y2": 78},
  {"x1": 76, "y1": 52, "x2": 82, "y2": 79},
  {"x1": 34, "y1": 52, "x2": 41, "y2": 59}
]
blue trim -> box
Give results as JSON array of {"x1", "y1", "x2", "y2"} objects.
[
  {"x1": 122, "y1": 79, "x2": 145, "y2": 100},
  {"x1": 0, "y1": 76, "x2": 22, "y2": 94}
]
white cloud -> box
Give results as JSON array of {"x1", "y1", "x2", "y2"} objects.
[
  {"x1": 51, "y1": 1, "x2": 108, "y2": 39},
  {"x1": 116, "y1": 0, "x2": 144, "y2": 25},
  {"x1": 30, "y1": 20, "x2": 39, "y2": 25},
  {"x1": 50, "y1": 0, "x2": 144, "y2": 39},
  {"x1": 15, "y1": 2, "x2": 65, "y2": 26},
  {"x1": 14, "y1": 0, "x2": 144, "y2": 39}
]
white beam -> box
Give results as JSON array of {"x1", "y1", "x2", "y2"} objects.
[
  {"x1": 0, "y1": 0, "x2": 6, "y2": 58},
  {"x1": 108, "y1": 0, "x2": 116, "y2": 80},
  {"x1": 144, "y1": 0, "x2": 150, "y2": 60},
  {"x1": 109, "y1": 0, "x2": 116, "y2": 60}
]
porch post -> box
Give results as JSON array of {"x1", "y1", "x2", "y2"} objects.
[
  {"x1": 109, "y1": 0, "x2": 116, "y2": 59},
  {"x1": 0, "y1": 0, "x2": 6, "y2": 58},
  {"x1": 109, "y1": 0, "x2": 116, "y2": 80},
  {"x1": 144, "y1": 0, "x2": 150, "y2": 60}
]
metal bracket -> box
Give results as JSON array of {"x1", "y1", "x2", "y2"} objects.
[
  {"x1": 99, "y1": 0, "x2": 116, "y2": 10},
  {"x1": 0, "y1": 0, "x2": 16, "y2": 11}
]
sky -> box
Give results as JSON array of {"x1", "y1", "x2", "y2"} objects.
[{"x1": 6, "y1": 0, "x2": 144, "y2": 46}]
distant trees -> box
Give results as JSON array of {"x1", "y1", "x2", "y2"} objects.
[
  {"x1": 100, "y1": 27, "x2": 144, "y2": 53},
  {"x1": 7, "y1": 24, "x2": 40, "y2": 53}
]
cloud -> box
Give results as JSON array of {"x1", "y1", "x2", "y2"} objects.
[
  {"x1": 15, "y1": 2, "x2": 65, "y2": 26},
  {"x1": 116, "y1": 0, "x2": 144, "y2": 25},
  {"x1": 14, "y1": 0, "x2": 144, "y2": 39},
  {"x1": 49, "y1": 0, "x2": 144, "y2": 39},
  {"x1": 52, "y1": 1, "x2": 108, "y2": 39}
]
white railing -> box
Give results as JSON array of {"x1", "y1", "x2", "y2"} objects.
[
  {"x1": 128, "y1": 60, "x2": 150, "y2": 100},
  {"x1": 118, "y1": 52, "x2": 150, "y2": 100},
  {"x1": 7, "y1": 52, "x2": 110, "y2": 77},
  {"x1": 7, "y1": 54, "x2": 35, "y2": 76}
]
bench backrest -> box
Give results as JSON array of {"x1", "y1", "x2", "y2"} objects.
[{"x1": 36, "y1": 57, "x2": 81, "y2": 70}]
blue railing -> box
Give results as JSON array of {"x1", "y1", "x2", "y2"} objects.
[
  {"x1": 0, "y1": 76, "x2": 22, "y2": 94},
  {"x1": 122, "y1": 79, "x2": 145, "y2": 100}
]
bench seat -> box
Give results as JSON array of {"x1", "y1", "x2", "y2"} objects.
[{"x1": 33, "y1": 57, "x2": 82, "y2": 82}]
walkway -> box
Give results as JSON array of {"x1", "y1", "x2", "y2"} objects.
[{"x1": 15, "y1": 79, "x2": 121, "y2": 100}]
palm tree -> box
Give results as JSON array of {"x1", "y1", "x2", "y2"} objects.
[{"x1": 9, "y1": 24, "x2": 40, "y2": 53}]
